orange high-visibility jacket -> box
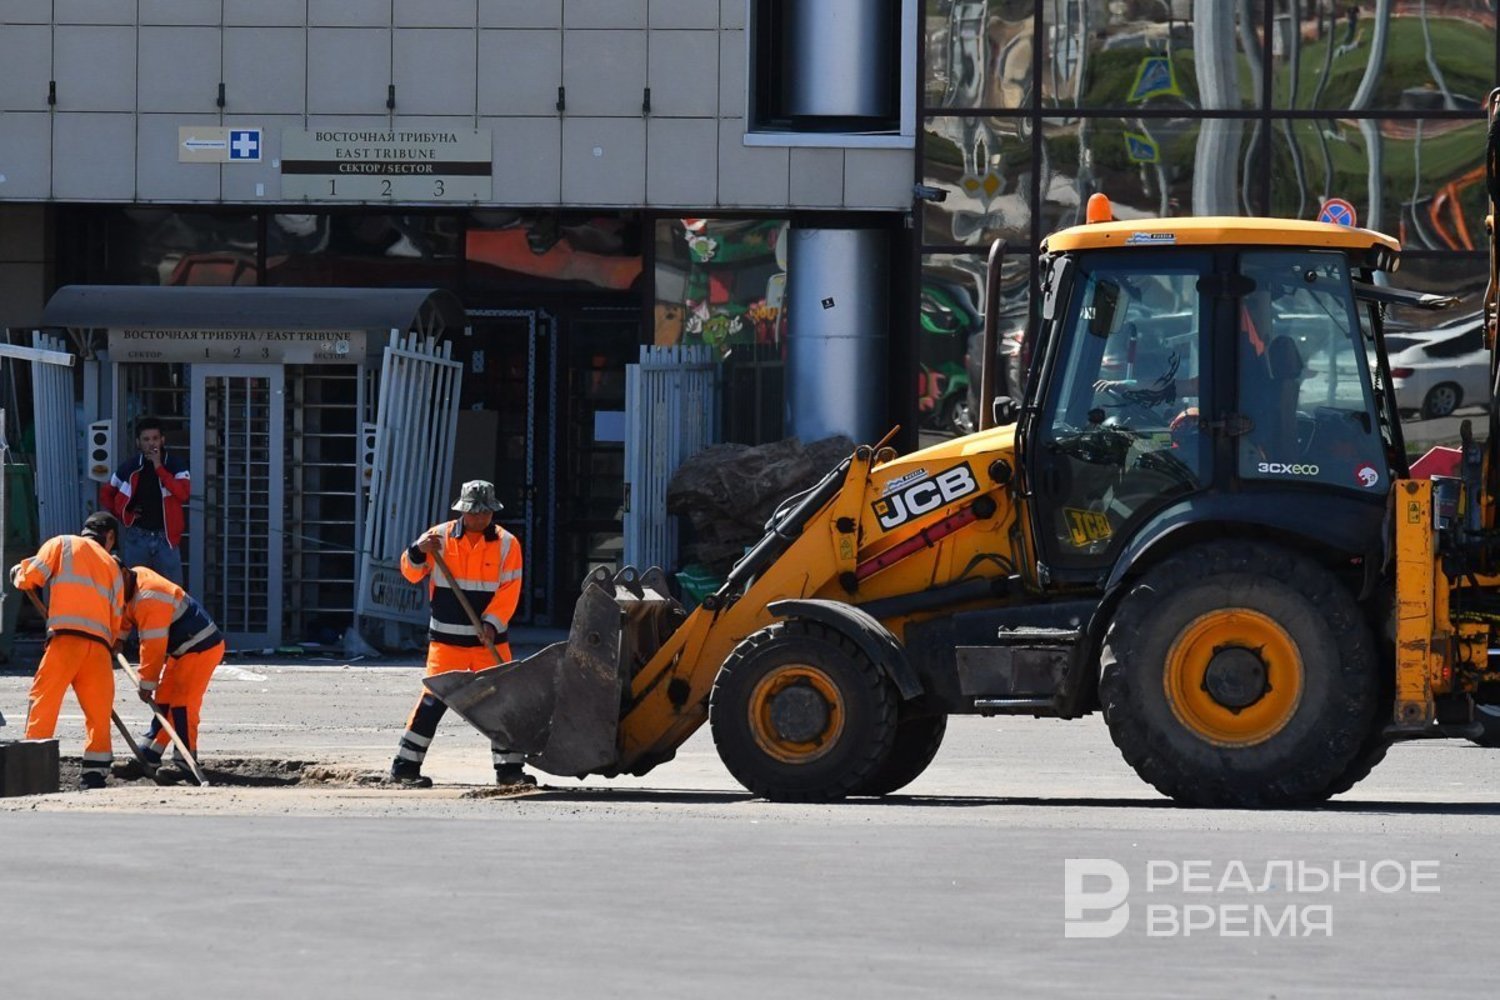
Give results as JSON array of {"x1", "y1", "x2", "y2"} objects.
[
  {"x1": 123, "y1": 566, "x2": 224, "y2": 689},
  {"x1": 400, "y1": 520, "x2": 522, "y2": 647},
  {"x1": 10, "y1": 534, "x2": 124, "y2": 646}
]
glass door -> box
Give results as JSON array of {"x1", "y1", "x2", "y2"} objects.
[
  {"x1": 557, "y1": 310, "x2": 639, "y2": 613},
  {"x1": 1028, "y1": 254, "x2": 1212, "y2": 575},
  {"x1": 460, "y1": 310, "x2": 554, "y2": 624}
]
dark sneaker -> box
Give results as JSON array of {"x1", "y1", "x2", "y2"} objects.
[
  {"x1": 79, "y1": 771, "x2": 107, "y2": 790},
  {"x1": 494, "y1": 764, "x2": 537, "y2": 787},
  {"x1": 390, "y1": 759, "x2": 433, "y2": 788}
]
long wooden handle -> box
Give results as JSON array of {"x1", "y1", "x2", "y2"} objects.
[
  {"x1": 23, "y1": 587, "x2": 149, "y2": 768},
  {"x1": 430, "y1": 549, "x2": 506, "y2": 666},
  {"x1": 114, "y1": 652, "x2": 208, "y2": 787}
]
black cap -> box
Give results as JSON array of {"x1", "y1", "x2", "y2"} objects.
[{"x1": 81, "y1": 511, "x2": 120, "y2": 545}]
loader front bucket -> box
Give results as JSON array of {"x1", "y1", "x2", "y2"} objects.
[{"x1": 423, "y1": 566, "x2": 686, "y2": 778}]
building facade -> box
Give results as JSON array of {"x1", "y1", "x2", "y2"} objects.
[{"x1": 1, "y1": 1, "x2": 1495, "y2": 642}]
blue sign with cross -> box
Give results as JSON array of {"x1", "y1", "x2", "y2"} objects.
[
  {"x1": 1318, "y1": 197, "x2": 1357, "y2": 227},
  {"x1": 228, "y1": 129, "x2": 262, "y2": 161}
]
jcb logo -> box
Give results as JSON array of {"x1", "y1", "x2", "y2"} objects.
[
  {"x1": 1065, "y1": 508, "x2": 1113, "y2": 547},
  {"x1": 872, "y1": 463, "x2": 979, "y2": 531}
]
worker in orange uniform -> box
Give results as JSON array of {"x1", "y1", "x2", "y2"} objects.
[
  {"x1": 113, "y1": 565, "x2": 225, "y2": 782},
  {"x1": 390, "y1": 480, "x2": 528, "y2": 787},
  {"x1": 9, "y1": 511, "x2": 125, "y2": 789}
]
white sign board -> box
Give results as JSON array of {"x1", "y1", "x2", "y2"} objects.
[
  {"x1": 280, "y1": 128, "x2": 492, "y2": 202},
  {"x1": 357, "y1": 558, "x2": 429, "y2": 626},
  {"x1": 108, "y1": 329, "x2": 367, "y2": 365},
  {"x1": 179, "y1": 127, "x2": 262, "y2": 163}
]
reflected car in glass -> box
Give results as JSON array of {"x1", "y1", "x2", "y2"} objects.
[{"x1": 1385, "y1": 318, "x2": 1491, "y2": 419}]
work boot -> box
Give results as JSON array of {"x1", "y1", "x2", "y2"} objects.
[
  {"x1": 79, "y1": 771, "x2": 107, "y2": 790},
  {"x1": 112, "y1": 756, "x2": 158, "y2": 780},
  {"x1": 155, "y1": 759, "x2": 202, "y2": 787},
  {"x1": 494, "y1": 763, "x2": 537, "y2": 788},
  {"x1": 389, "y1": 758, "x2": 433, "y2": 788}
]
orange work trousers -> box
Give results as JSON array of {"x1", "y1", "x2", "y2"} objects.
[
  {"x1": 25, "y1": 633, "x2": 115, "y2": 763},
  {"x1": 402, "y1": 641, "x2": 511, "y2": 735},
  {"x1": 146, "y1": 640, "x2": 225, "y2": 755}
]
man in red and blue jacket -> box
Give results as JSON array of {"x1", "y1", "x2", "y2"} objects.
[{"x1": 100, "y1": 416, "x2": 190, "y2": 585}]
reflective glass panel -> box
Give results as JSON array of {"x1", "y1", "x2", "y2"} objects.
[
  {"x1": 1041, "y1": 1, "x2": 1266, "y2": 110},
  {"x1": 1271, "y1": 1, "x2": 1497, "y2": 111},
  {"x1": 266, "y1": 213, "x2": 461, "y2": 287},
  {"x1": 917, "y1": 252, "x2": 1030, "y2": 443},
  {"x1": 922, "y1": 116, "x2": 1032, "y2": 247},
  {"x1": 653, "y1": 218, "x2": 789, "y2": 348},
  {"x1": 1267, "y1": 118, "x2": 1488, "y2": 247},
  {"x1": 63, "y1": 209, "x2": 259, "y2": 286},
  {"x1": 466, "y1": 211, "x2": 643, "y2": 294},
  {"x1": 1042, "y1": 116, "x2": 1256, "y2": 238},
  {"x1": 924, "y1": 0, "x2": 1034, "y2": 109}
]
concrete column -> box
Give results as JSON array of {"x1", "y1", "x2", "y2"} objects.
[{"x1": 786, "y1": 227, "x2": 888, "y2": 445}]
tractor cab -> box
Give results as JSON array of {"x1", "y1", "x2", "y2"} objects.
[{"x1": 1017, "y1": 208, "x2": 1407, "y2": 589}]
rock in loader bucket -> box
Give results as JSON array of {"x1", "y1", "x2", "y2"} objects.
[{"x1": 424, "y1": 566, "x2": 686, "y2": 778}]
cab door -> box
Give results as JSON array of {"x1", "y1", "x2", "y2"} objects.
[{"x1": 1021, "y1": 252, "x2": 1214, "y2": 582}]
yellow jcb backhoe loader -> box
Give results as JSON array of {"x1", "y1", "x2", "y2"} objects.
[{"x1": 429, "y1": 92, "x2": 1500, "y2": 807}]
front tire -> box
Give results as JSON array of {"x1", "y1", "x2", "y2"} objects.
[
  {"x1": 1099, "y1": 541, "x2": 1380, "y2": 807},
  {"x1": 710, "y1": 620, "x2": 897, "y2": 802}
]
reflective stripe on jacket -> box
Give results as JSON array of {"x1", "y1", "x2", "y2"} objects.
[
  {"x1": 10, "y1": 534, "x2": 124, "y2": 646},
  {"x1": 123, "y1": 565, "x2": 223, "y2": 687},
  {"x1": 100, "y1": 452, "x2": 191, "y2": 547},
  {"x1": 400, "y1": 520, "x2": 522, "y2": 648}
]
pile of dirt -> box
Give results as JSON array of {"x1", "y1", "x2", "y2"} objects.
[
  {"x1": 48, "y1": 756, "x2": 409, "y2": 790},
  {"x1": 667, "y1": 435, "x2": 855, "y2": 573},
  {"x1": 460, "y1": 785, "x2": 544, "y2": 800}
]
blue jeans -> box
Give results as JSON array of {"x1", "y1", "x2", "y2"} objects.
[{"x1": 121, "y1": 527, "x2": 183, "y2": 585}]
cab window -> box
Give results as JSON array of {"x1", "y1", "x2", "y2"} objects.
[
  {"x1": 1237, "y1": 252, "x2": 1387, "y2": 492},
  {"x1": 1038, "y1": 254, "x2": 1209, "y2": 561}
]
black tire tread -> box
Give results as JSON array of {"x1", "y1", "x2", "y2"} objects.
[
  {"x1": 851, "y1": 709, "x2": 947, "y2": 797},
  {"x1": 1099, "y1": 541, "x2": 1380, "y2": 808},
  {"x1": 710, "y1": 620, "x2": 897, "y2": 803}
]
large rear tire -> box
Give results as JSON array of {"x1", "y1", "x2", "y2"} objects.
[
  {"x1": 1471, "y1": 704, "x2": 1500, "y2": 748},
  {"x1": 1099, "y1": 541, "x2": 1380, "y2": 807},
  {"x1": 710, "y1": 620, "x2": 898, "y2": 802},
  {"x1": 851, "y1": 708, "x2": 947, "y2": 797}
]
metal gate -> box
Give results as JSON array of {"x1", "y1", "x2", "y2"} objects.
[
  {"x1": 24, "y1": 333, "x2": 84, "y2": 539},
  {"x1": 622, "y1": 344, "x2": 718, "y2": 570},
  {"x1": 190, "y1": 365, "x2": 284, "y2": 649},
  {"x1": 355, "y1": 333, "x2": 462, "y2": 629}
]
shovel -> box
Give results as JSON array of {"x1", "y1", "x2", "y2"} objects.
[{"x1": 114, "y1": 652, "x2": 209, "y2": 788}]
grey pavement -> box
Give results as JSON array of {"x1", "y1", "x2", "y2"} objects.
[{"x1": 0, "y1": 660, "x2": 1497, "y2": 998}]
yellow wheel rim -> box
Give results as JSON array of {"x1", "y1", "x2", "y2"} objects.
[
  {"x1": 1163, "y1": 609, "x2": 1304, "y2": 747},
  {"x1": 748, "y1": 665, "x2": 846, "y2": 764}
]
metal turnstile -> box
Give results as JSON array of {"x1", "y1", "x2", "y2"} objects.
[{"x1": 190, "y1": 365, "x2": 284, "y2": 649}]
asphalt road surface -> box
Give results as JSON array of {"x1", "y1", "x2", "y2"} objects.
[{"x1": 1, "y1": 658, "x2": 1496, "y2": 998}]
